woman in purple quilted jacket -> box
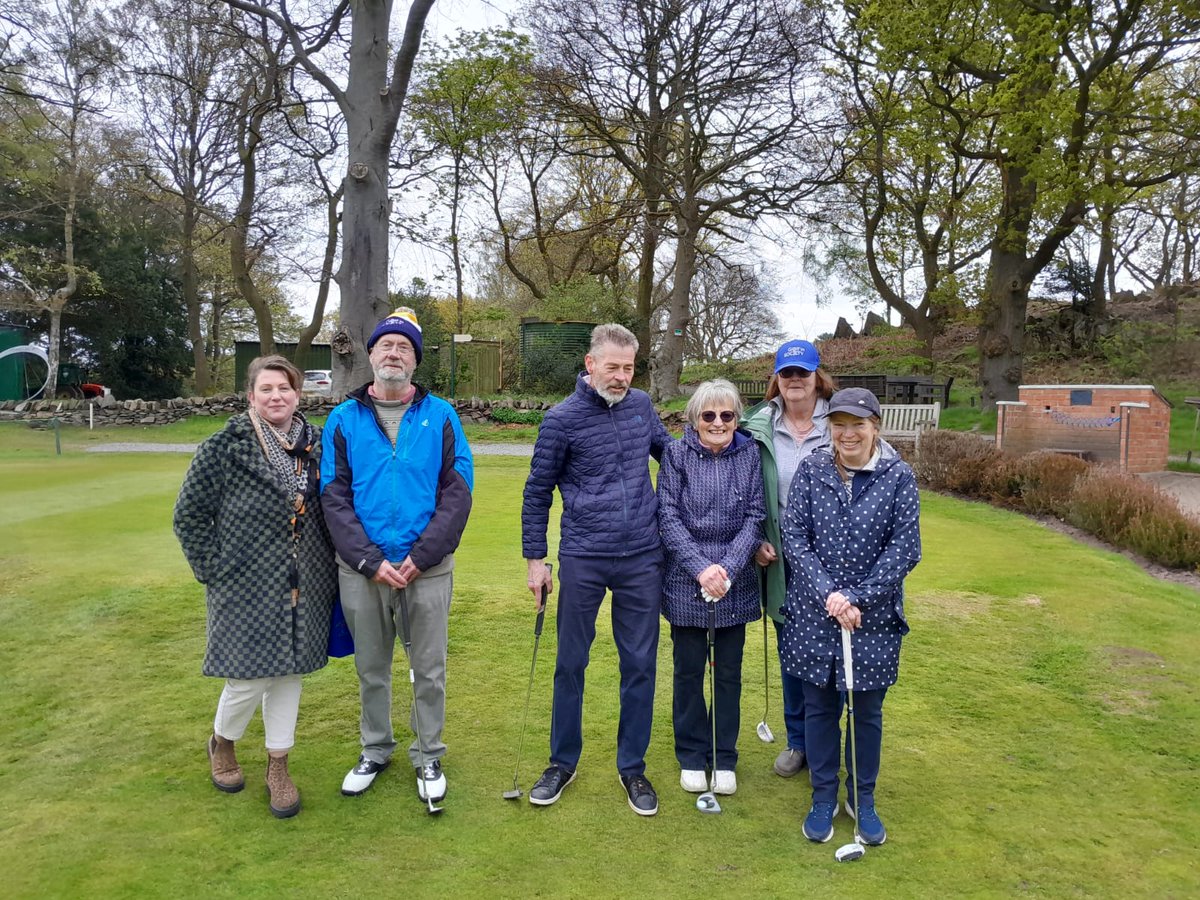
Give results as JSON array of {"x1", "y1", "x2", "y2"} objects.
[{"x1": 657, "y1": 379, "x2": 765, "y2": 797}]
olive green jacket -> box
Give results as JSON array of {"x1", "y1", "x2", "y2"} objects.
[{"x1": 742, "y1": 397, "x2": 830, "y2": 622}]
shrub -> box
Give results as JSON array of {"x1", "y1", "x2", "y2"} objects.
[
  {"x1": 1066, "y1": 470, "x2": 1162, "y2": 544},
  {"x1": 1014, "y1": 451, "x2": 1090, "y2": 517},
  {"x1": 913, "y1": 430, "x2": 1019, "y2": 502},
  {"x1": 1068, "y1": 470, "x2": 1200, "y2": 570},
  {"x1": 490, "y1": 406, "x2": 544, "y2": 426}
]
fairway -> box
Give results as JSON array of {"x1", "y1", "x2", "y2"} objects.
[{"x1": 0, "y1": 439, "x2": 1197, "y2": 898}]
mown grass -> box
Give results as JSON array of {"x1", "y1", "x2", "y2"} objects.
[{"x1": 1, "y1": 427, "x2": 1198, "y2": 898}]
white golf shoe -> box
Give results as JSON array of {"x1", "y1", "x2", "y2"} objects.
[
  {"x1": 713, "y1": 770, "x2": 737, "y2": 795},
  {"x1": 680, "y1": 769, "x2": 708, "y2": 792},
  {"x1": 416, "y1": 760, "x2": 447, "y2": 802}
]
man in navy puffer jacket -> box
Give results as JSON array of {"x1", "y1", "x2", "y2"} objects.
[{"x1": 522, "y1": 323, "x2": 672, "y2": 816}]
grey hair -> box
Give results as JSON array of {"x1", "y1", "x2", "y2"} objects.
[
  {"x1": 589, "y1": 323, "x2": 639, "y2": 356},
  {"x1": 685, "y1": 378, "x2": 744, "y2": 428}
]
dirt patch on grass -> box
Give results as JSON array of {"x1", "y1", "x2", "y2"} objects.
[
  {"x1": 911, "y1": 589, "x2": 991, "y2": 619},
  {"x1": 1098, "y1": 689, "x2": 1156, "y2": 716},
  {"x1": 1101, "y1": 645, "x2": 1166, "y2": 668}
]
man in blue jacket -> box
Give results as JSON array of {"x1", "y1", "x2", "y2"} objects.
[
  {"x1": 320, "y1": 308, "x2": 474, "y2": 803},
  {"x1": 522, "y1": 323, "x2": 672, "y2": 816}
]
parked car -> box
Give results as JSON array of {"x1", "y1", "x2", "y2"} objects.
[{"x1": 302, "y1": 369, "x2": 333, "y2": 395}]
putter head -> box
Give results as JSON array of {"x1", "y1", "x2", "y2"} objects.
[
  {"x1": 426, "y1": 800, "x2": 445, "y2": 815},
  {"x1": 834, "y1": 841, "x2": 865, "y2": 862},
  {"x1": 756, "y1": 720, "x2": 776, "y2": 743},
  {"x1": 501, "y1": 788, "x2": 522, "y2": 800},
  {"x1": 696, "y1": 791, "x2": 722, "y2": 814}
]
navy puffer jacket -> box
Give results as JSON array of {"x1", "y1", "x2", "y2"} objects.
[
  {"x1": 522, "y1": 374, "x2": 672, "y2": 558},
  {"x1": 657, "y1": 428, "x2": 765, "y2": 628},
  {"x1": 779, "y1": 450, "x2": 921, "y2": 691}
]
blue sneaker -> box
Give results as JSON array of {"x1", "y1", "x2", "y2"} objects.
[
  {"x1": 803, "y1": 800, "x2": 838, "y2": 842},
  {"x1": 845, "y1": 797, "x2": 887, "y2": 845}
]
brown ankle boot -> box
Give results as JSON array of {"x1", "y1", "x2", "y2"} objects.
[
  {"x1": 266, "y1": 753, "x2": 301, "y2": 818},
  {"x1": 207, "y1": 734, "x2": 244, "y2": 793}
]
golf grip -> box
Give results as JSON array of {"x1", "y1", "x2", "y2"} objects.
[
  {"x1": 535, "y1": 564, "x2": 552, "y2": 636},
  {"x1": 841, "y1": 626, "x2": 854, "y2": 691}
]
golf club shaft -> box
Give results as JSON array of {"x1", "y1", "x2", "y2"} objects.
[
  {"x1": 841, "y1": 626, "x2": 859, "y2": 840},
  {"x1": 511, "y1": 565, "x2": 552, "y2": 789},
  {"x1": 708, "y1": 600, "x2": 718, "y2": 792},
  {"x1": 399, "y1": 587, "x2": 438, "y2": 812}
]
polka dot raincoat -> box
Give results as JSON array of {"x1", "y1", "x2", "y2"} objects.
[{"x1": 778, "y1": 449, "x2": 921, "y2": 691}]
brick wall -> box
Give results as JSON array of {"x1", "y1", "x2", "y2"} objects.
[{"x1": 998, "y1": 385, "x2": 1170, "y2": 473}]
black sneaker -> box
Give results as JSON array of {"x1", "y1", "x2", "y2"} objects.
[
  {"x1": 620, "y1": 773, "x2": 658, "y2": 817},
  {"x1": 529, "y1": 765, "x2": 576, "y2": 806},
  {"x1": 341, "y1": 756, "x2": 389, "y2": 796}
]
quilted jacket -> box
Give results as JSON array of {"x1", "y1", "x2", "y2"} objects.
[
  {"x1": 657, "y1": 427, "x2": 765, "y2": 628},
  {"x1": 522, "y1": 373, "x2": 672, "y2": 559}
]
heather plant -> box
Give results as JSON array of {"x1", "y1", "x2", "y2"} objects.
[
  {"x1": 1067, "y1": 469, "x2": 1164, "y2": 544},
  {"x1": 1015, "y1": 451, "x2": 1090, "y2": 517}
]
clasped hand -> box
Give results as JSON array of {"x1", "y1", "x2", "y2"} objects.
[{"x1": 825, "y1": 590, "x2": 861, "y2": 631}]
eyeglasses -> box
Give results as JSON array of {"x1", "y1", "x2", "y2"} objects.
[
  {"x1": 778, "y1": 367, "x2": 814, "y2": 379},
  {"x1": 700, "y1": 410, "x2": 737, "y2": 424}
]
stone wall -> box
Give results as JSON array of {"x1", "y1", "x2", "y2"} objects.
[{"x1": 0, "y1": 394, "x2": 559, "y2": 428}]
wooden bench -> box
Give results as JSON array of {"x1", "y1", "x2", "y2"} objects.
[{"x1": 880, "y1": 402, "x2": 941, "y2": 441}]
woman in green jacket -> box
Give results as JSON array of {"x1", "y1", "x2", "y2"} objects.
[{"x1": 742, "y1": 340, "x2": 835, "y2": 777}]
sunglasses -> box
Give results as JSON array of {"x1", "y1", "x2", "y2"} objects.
[
  {"x1": 700, "y1": 410, "x2": 737, "y2": 424},
  {"x1": 778, "y1": 367, "x2": 814, "y2": 379}
]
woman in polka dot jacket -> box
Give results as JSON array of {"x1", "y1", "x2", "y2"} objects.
[
  {"x1": 658, "y1": 380, "x2": 765, "y2": 797},
  {"x1": 780, "y1": 387, "x2": 921, "y2": 847}
]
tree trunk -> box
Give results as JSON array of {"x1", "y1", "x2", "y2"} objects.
[
  {"x1": 451, "y1": 155, "x2": 464, "y2": 333},
  {"x1": 978, "y1": 248, "x2": 1029, "y2": 408},
  {"x1": 46, "y1": 304, "x2": 63, "y2": 399},
  {"x1": 182, "y1": 203, "x2": 211, "y2": 394},
  {"x1": 650, "y1": 213, "x2": 697, "y2": 401},
  {"x1": 295, "y1": 184, "x2": 342, "y2": 362},
  {"x1": 330, "y1": 0, "x2": 433, "y2": 394}
]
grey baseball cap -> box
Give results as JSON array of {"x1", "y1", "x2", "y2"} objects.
[{"x1": 821, "y1": 387, "x2": 882, "y2": 418}]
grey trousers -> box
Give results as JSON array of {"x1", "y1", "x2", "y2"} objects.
[{"x1": 338, "y1": 554, "x2": 453, "y2": 767}]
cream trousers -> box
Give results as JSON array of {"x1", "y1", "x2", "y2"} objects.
[{"x1": 213, "y1": 674, "x2": 302, "y2": 752}]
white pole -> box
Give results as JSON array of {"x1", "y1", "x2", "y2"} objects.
[{"x1": 89, "y1": 402, "x2": 94, "y2": 430}]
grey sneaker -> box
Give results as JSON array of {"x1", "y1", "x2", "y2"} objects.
[{"x1": 773, "y1": 747, "x2": 806, "y2": 777}]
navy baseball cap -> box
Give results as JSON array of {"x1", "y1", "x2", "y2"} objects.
[
  {"x1": 822, "y1": 387, "x2": 882, "y2": 418},
  {"x1": 774, "y1": 340, "x2": 820, "y2": 374}
]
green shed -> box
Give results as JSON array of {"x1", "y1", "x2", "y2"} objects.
[
  {"x1": 519, "y1": 320, "x2": 595, "y2": 393},
  {"x1": 233, "y1": 341, "x2": 333, "y2": 392},
  {"x1": 0, "y1": 325, "x2": 34, "y2": 402}
]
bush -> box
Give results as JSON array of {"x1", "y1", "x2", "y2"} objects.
[
  {"x1": 490, "y1": 406, "x2": 544, "y2": 426},
  {"x1": 912, "y1": 430, "x2": 1019, "y2": 502},
  {"x1": 1066, "y1": 470, "x2": 1162, "y2": 544},
  {"x1": 1014, "y1": 451, "x2": 1090, "y2": 517},
  {"x1": 1068, "y1": 470, "x2": 1200, "y2": 570},
  {"x1": 521, "y1": 346, "x2": 579, "y2": 395}
]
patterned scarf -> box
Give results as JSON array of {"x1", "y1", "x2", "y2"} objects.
[{"x1": 248, "y1": 408, "x2": 308, "y2": 496}]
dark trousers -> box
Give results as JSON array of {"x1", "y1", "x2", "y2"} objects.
[
  {"x1": 550, "y1": 550, "x2": 662, "y2": 777},
  {"x1": 774, "y1": 618, "x2": 807, "y2": 752},
  {"x1": 670, "y1": 622, "x2": 746, "y2": 771},
  {"x1": 802, "y1": 673, "x2": 886, "y2": 805}
]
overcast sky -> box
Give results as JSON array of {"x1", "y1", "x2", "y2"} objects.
[{"x1": 295, "y1": 0, "x2": 860, "y2": 345}]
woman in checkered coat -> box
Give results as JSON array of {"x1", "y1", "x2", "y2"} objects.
[{"x1": 174, "y1": 355, "x2": 337, "y2": 819}]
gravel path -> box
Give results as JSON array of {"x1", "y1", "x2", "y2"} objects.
[{"x1": 87, "y1": 441, "x2": 536, "y2": 457}]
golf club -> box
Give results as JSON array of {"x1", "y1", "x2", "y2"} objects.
[
  {"x1": 755, "y1": 570, "x2": 775, "y2": 743},
  {"x1": 834, "y1": 626, "x2": 865, "y2": 862},
  {"x1": 696, "y1": 597, "x2": 722, "y2": 815},
  {"x1": 503, "y1": 564, "x2": 552, "y2": 800},
  {"x1": 398, "y1": 587, "x2": 444, "y2": 816}
]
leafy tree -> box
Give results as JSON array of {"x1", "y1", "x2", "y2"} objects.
[
  {"x1": 856, "y1": 0, "x2": 1200, "y2": 406},
  {"x1": 406, "y1": 29, "x2": 532, "y2": 334}
]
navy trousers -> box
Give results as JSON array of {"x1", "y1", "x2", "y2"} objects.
[
  {"x1": 802, "y1": 671, "x2": 886, "y2": 805},
  {"x1": 774, "y1": 617, "x2": 807, "y2": 752},
  {"x1": 670, "y1": 622, "x2": 746, "y2": 771},
  {"x1": 550, "y1": 550, "x2": 662, "y2": 777}
]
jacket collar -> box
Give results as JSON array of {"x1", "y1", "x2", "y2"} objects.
[
  {"x1": 808, "y1": 447, "x2": 901, "y2": 490},
  {"x1": 349, "y1": 380, "x2": 429, "y2": 408}
]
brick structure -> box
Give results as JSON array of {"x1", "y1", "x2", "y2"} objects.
[{"x1": 996, "y1": 385, "x2": 1172, "y2": 474}]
